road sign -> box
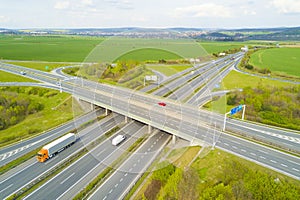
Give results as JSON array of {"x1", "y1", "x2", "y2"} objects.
[
  {"x1": 45, "y1": 66, "x2": 49, "y2": 70},
  {"x1": 230, "y1": 105, "x2": 243, "y2": 115}
]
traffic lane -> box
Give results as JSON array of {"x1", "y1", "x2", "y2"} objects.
[
  {"x1": 0, "y1": 109, "x2": 105, "y2": 167},
  {"x1": 152, "y1": 57, "x2": 230, "y2": 96},
  {"x1": 24, "y1": 121, "x2": 145, "y2": 199},
  {"x1": 170, "y1": 61, "x2": 233, "y2": 101},
  {"x1": 89, "y1": 132, "x2": 170, "y2": 200},
  {"x1": 217, "y1": 133, "x2": 300, "y2": 180},
  {"x1": 0, "y1": 115, "x2": 120, "y2": 199},
  {"x1": 57, "y1": 125, "x2": 149, "y2": 199},
  {"x1": 0, "y1": 111, "x2": 108, "y2": 169},
  {"x1": 74, "y1": 83, "x2": 300, "y2": 153},
  {"x1": 226, "y1": 121, "x2": 300, "y2": 152},
  {"x1": 152, "y1": 64, "x2": 208, "y2": 96}
]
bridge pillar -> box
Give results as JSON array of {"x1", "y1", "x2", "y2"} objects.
[
  {"x1": 90, "y1": 103, "x2": 95, "y2": 111},
  {"x1": 148, "y1": 125, "x2": 152, "y2": 134},
  {"x1": 125, "y1": 116, "x2": 129, "y2": 123},
  {"x1": 105, "y1": 108, "x2": 109, "y2": 116},
  {"x1": 172, "y1": 135, "x2": 177, "y2": 144}
]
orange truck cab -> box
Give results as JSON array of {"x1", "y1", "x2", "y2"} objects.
[{"x1": 37, "y1": 149, "x2": 49, "y2": 162}]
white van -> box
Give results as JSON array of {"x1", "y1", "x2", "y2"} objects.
[{"x1": 112, "y1": 135, "x2": 126, "y2": 146}]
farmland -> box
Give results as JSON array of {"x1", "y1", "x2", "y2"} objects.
[
  {"x1": 249, "y1": 47, "x2": 300, "y2": 78},
  {"x1": 0, "y1": 35, "x2": 249, "y2": 63},
  {"x1": 115, "y1": 48, "x2": 181, "y2": 62},
  {"x1": 0, "y1": 35, "x2": 104, "y2": 62}
]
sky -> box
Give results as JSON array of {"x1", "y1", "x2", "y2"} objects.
[{"x1": 0, "y1": 0, "x2": 300, "y2": 29}]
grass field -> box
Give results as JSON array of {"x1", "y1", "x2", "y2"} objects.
[
  {"x1": 200, "y1": 42, "x2": 244, "y2": 54},
  {"x1": 0, "y1": 90, "x2": 84, "y2": 147},
  {"x1": 222, "y1": 70, "x2": 292, "y2": 90},
  {"x1": 0, "y1": 36, "x2": 210, "y2": 62},
  {"x1": 0, "y1": 71, "x2": 37, "y2": 82},
  {"x1": 0, "y1": 35, "x2": 104, "y2": 62},
  {"x1": 6, "y1": 61, "x2": 76, "y2": 72},
  {"x1": 85, "y1": 38, "x2": 209, "y2": 62},
  {"x1": 115, "y1": 48, "x2": 182, "y2": 62},
  {"x1": 249, "y1": 47, "x2": 300, "y2": 77},
  {"x1": 147, "y1": 64, "x2": 191, "y2": 76},
  {"x1": 0, "y1": 35, "x2": 279, "y2": 63}
]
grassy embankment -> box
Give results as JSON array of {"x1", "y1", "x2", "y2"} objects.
[
  {"x1": 0, "y1": 71, "x2": 37, "y2": 82},
  {"x1": 132, "y1": 146, "x2": 300, "y2": 200}
]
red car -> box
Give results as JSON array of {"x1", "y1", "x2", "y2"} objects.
[{"x1": 158, "y1": 102, "x2": 166, "y2": 106}]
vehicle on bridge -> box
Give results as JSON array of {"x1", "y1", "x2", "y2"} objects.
[
  {"x1": 37, "y1": 133, "x2": 76, "y2": 162},
  {"x1": 158, "y1": 102, "x2": 166, "y2": 106}
]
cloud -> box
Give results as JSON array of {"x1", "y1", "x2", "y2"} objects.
[
  {"x1": 172, "y1": 3, "x2": 233, "y2": 18},
  {"x1": 243, "y1": 9, "x2": 256, "y2": 15},
  {"x1": 104, "y1": 0, "x2": 134, "y2": 10},
  {"x1": 271, "y1": 0, "x2": 300, "y2": 14},
  {"x1": 81, "y1": 0, "x2": 93, "y2": 6},
  {"x1": 0, "y1": 16, "x2": 10, "y2": 23},
  {"x1": 54, "y1": 1, "x2": 70, "y2": 10}
]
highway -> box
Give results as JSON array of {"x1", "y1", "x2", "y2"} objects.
[
  {"x1": 88, "y1": 132, "x2": 170, "y2": 200},
  {"x1": 152, "y1": 55, "x2": 235, "y2": 97},
  {"x1": 1, "y1": 59, "x2": 299, "y2": 155},
  {"x1": 23, "y1": 121, "x2": 146, "y2": 200},
  {"x1": 167, "y1": 58, "x2": 236, "y2": 101},
  {"x1": 187, "y1": 57, "x2": 241, "y2": 105},
  {"x1": 0, "y1": 54, "x2": 300, "y2": 200},
  {"x1": 0, "y1": 114, "x2": 124, "y2": 199},
  {"x1": 0, "y1": 110, "x2": 103, "y2": 166}
]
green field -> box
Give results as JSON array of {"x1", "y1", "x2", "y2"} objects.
[
  {"x1": 6, "y1": 61, "x2": 77, "y2": 72},
  {"x1": 200, "y1": 42, "x2": 244, "y2": 54},
  {"x1": 0, "y1": 35, "x2": 279, "y2": 63},
  {"x1": 147, "y1": 64, "x2": 191, "y2": 76},
  {"x1": 0, "y1": 71, "x2": 37, "y2": 82},
  {"x1": 85, "y1": 38, "x2": 209, "y2": 62},
  {"x1": 222, "y1": 70, "x2": 292, "y2": 90},
  {"x1": 249, "y1": 48, "x2": 300, "y2": 77},
  {"x1": 0, "y1": 35, "x2": 104, "y2": 62},
  {"x1": 115, "y1": 48, "x2": 182, "y2": 62},
  {"x1": 0, "y1": 36, "x2": 210, "y2": 62}
]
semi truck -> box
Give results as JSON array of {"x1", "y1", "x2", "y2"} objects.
[
  {"x1": 37, "y1": 133, "x2": 76, "y2": 162},
  {"x1": 112, "y1": 134, "x2": 126, "y2": 146}
]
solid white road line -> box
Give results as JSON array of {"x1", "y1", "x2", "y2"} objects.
[
  {"x1": 60, "y1": 173, "x2": 75, "y2": 185},
  {"x1": 0, "y1": 184, "x2": 13, "y2": 194}
]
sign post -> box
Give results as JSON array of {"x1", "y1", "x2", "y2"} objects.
[{"x1": 223, "y1": 105, "x2": 246, "y2": 131}]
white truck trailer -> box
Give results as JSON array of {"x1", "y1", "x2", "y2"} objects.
[{"x1": 37, "y1": 133, "x2": 76, "y2": 162}]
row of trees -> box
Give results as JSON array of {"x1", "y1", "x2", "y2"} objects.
[
  {"x1": 212, "y1": 47, "x2": 241, "y2": 57},
  {"x1": 227, "y1": 85, "x2": 300, "y2": 130}
]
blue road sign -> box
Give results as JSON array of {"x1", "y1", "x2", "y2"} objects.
[{"x1": 230, "y1": 105, "x2": 243, "y2": 115}]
